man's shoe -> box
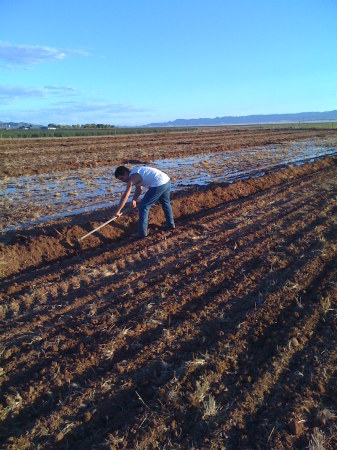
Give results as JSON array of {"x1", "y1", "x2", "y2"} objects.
[{"x1": 130, "y1": 233, "x2": 147, "y2": 239}]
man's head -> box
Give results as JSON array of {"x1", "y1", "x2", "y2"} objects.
[{"x1": 115, "y1": 166, "x2": 130, "y2": 182}]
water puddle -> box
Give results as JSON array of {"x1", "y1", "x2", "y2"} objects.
[{"x1": 1, "y1": 138, "x2": 336, "y2": 232}]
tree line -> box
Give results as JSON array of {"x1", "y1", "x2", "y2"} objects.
[{"x1": 47, "y1": 123, "x2": 115, "y2": 129}]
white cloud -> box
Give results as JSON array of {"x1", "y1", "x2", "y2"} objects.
[
  {"x1": 44, "y1": 85, "x2": 78, "y2": 92},
  {"x1": 0, "y1": 41, "x2": 89, "y2": 65},
  {"x1": 52, "y1": 100, "x2": 150, "y2": 114},
  {"x1": 0, "y1": 84, "x2": 79, "y2": 102},
  {"x1": 0, "y1": 85, "x2": 45, "y2": 100},
  {"x1": 0, "y1": 99, "x2": 153, "y2": 125}
]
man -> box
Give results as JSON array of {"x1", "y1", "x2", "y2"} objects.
[{"x1": 114, "y1": 165, "x2": 175, "y2": 238}]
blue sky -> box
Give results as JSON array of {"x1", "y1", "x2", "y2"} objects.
[{"x1": 0, "y1": 0, "x2": 336, "y2": 126}]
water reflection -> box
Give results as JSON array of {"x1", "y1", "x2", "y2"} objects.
[{"x1": 1, "y1": 139, "x2": 336, "y2": 231}]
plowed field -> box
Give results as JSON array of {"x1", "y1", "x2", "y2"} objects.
[
  {"x1": 1, "y1": 130, "x2": 337, "y2": 449},
  {"x1": 2, "y1": 127, "x2": 337, "y2": 177}
]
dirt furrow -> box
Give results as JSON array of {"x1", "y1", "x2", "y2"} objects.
[
  {"x1": 127, "y1": 240, "x2": 337, "y2": 449},
  {"x1": 2, "y1": 163, "x2": 336, "y2": 373},
  {"x1": 1, "y1": 152, "x2": 337, "y2": 449},
  {"x1": 1, "y1": 170, "x2": 334, "y2": 446}
]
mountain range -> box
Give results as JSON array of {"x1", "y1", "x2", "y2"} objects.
[
  {"x1": 1, "y1": 110, "x2": 337, "y2": 129},
  {"x1": 145, "y1": 110, "x2": 337, "y2": 127}
]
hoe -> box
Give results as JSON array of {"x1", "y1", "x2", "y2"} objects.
[
  {"x1": 77, "y1": 203, "x2": 135, "y2": 242},
  {"x1": 77, "y1": 213, "x2": 123, "y2": 242}
]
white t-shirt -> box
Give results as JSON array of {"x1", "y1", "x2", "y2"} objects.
[{"x1": 130, "y1": 166, "x2": 170, "y2": 188}]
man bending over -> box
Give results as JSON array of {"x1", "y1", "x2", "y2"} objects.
[{"x1": 114, "y1": 165, "x2": 175, "y2": 238}]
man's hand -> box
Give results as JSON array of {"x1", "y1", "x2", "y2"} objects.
[
  {"x1": 132, "y1": 200, "x2": 138, "y2": 208},
  {"x1": 115, "y1": 211, "x2": 122, "y2": 218}
]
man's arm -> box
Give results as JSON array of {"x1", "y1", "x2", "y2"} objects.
[
  {"x1": 115, "y1": 173, "x2": 142, "y2": 216},
  {"x1": 115, "y1": 181, "x2": 133, "y2": 216},
  {"x1": 132, "y1": 185, "x2": 143, "y2": 204}
]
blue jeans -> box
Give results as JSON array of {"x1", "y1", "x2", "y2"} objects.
[{"x1": 138, "y1": 181, "x2": 175, "y2": 237}]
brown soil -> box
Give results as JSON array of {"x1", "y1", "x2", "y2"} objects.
[
  {"x1": 1, "y1": 127, "x2": 337, "y2": 177},
  {"x1": 1, "y1": 138, "x2": 337, "y2": 448}
]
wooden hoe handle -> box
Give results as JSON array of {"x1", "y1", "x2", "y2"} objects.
[{"x1": 78, "y1": 213, "x2": 123, "y2": 242}]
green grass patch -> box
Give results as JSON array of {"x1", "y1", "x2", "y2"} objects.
[{"x1": 0, "y1": 126, "x2": 197, "y2": 139}]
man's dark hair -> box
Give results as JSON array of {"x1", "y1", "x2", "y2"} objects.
[{"x1": 115, "y1": 166, "x2": 130, "y2": 179}]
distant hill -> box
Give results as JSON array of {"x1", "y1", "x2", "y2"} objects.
[
  {"x1": 2, "y1": 110, "x2": 337, "y2": 130},
  {"x1": 145, "y1": 110, "x2": 337, "y2": 127},
  {"x1": 0, "y1": 121, "x2": 43, "y2": 129}
]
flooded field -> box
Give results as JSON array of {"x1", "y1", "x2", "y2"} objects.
[
  {"x1": 1, "y1": 137, "x2": 336, "y2": 231},
  {"x1": 1, "y1": 128, "x2": 337, "y2": 449}
]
